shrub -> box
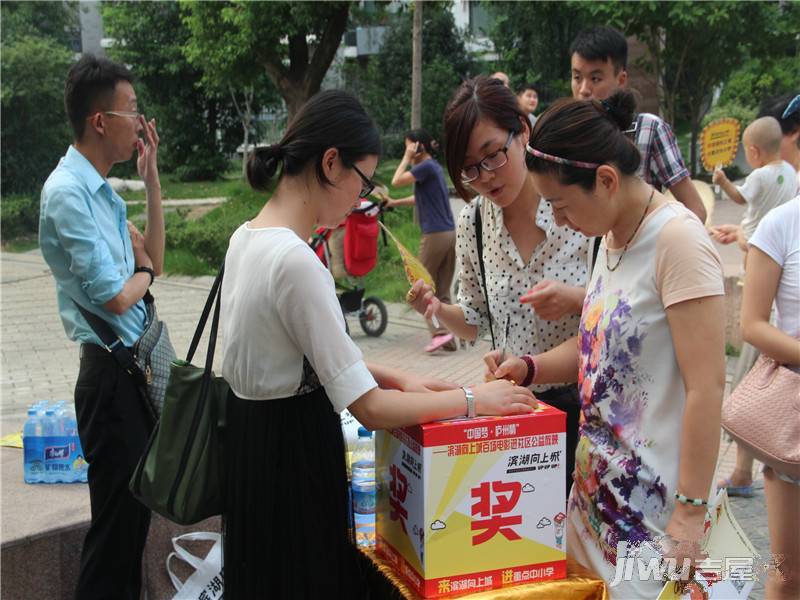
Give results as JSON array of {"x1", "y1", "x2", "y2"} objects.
[
  {"x1": 1, "y1": 36, "x2": 73, "y2": 195},
  {"x1": 1, "y1": 194, "x2": 39, "y2": 241}
]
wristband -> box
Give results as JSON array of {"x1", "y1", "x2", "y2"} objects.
[
  {"x1": 462, "y1": 386, "x2": 475, "y2": 418},
  {"x1": 135, "y1": 266, "x2": 155, "y2": 287},
  {"x1": 520, "y1": 355, "x2": 537, "y2": 387},
  {"x1": 674, "y1": 491, "x2": 708, "y2": 507}
]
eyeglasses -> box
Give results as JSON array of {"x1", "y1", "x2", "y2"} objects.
[
  {"x1": 105, "y1": 110, "x2": 142, "y2": 119},
  {"x1": 460, "y1": 131, "x2": 515, "y2": 183},
  {"x1": 352, "y1": 164, "x2": 376, "y2": 198}
]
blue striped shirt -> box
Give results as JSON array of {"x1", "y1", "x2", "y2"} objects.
[{"x1": 39, "y1": 145, "x2": 146, "y2": 347}]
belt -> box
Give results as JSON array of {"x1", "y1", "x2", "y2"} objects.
[{"x1": 80, "y1": 342, "x2": 134, "y2": 360}]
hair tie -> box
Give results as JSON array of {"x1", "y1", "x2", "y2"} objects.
[{"x1": 525, "y1": 143, "x2": 600, "y2": 170}]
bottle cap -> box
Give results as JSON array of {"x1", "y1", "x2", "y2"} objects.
[{"x1": 357, "y1": 426, "x2": 372, "y2": 438}]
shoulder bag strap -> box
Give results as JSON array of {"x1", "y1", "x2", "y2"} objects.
[
  {"x1": 589, "y1": 236, "x2": 602, "y2": 272},
  {"x1": 474, "y1": 199, "x2": 496, "y2": 349},
  {"x1": 74, "y1": 301, "x2": 142, "y2": 380},
  {"x1": 186, "y1": 263, "x2": 225, "y2": 365}
]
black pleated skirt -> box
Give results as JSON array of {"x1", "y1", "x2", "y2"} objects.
[{"x1": 223, "y1": 387, "x2": 399, "y2": 599}]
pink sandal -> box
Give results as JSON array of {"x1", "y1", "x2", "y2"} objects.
[{"x1": 425, "y1": 333, "x2": 455, "y2": 353}]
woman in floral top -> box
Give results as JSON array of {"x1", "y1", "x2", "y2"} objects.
[{"x1": 485, "y1": 90, "x2": 726, "y2": 598}]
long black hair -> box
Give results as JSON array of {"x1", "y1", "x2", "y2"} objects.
[{"x1": 247, "y1": 90, "x2": 381, "y2": 192}]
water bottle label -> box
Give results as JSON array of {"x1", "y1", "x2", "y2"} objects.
[{"x1": 23, "y1": 435, "x2": 88, "y2": 483}]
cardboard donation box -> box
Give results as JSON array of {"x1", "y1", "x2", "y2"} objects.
[{"x1": 376, "y1": 405, "x2": 567, "y2": 598}]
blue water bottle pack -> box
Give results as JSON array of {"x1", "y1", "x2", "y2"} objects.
[{"x1": 23, "y1": 400, "x2": 88, "y2": 484}]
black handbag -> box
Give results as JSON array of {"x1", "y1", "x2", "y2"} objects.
[
  {"x1": 75, "y1": 291, "x2": 176, "y2": 420},
  {"x1": 129, "y1": 266, "x2": 228, "y2": 525}
]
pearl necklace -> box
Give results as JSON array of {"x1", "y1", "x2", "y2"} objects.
[{"x1": 606, "y1": 187, "x2": 654, "y2": 272}]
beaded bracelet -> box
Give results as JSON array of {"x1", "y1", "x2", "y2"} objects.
[
  {"x1": 520, "y1": 355, "x2": 536, "y2": 388},
  {"x1": 674, "y1": 491, "x2": 708, "y2": 506}
]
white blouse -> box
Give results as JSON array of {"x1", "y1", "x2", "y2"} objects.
[
  {"x1": 220, "y1": 225, "x2": 377, "y2": 413},
  {"x1": 455, "y1": 197, "x2": 591, "y2": 391}
]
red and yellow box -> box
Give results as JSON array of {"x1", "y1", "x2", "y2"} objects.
[{"x1": 375, "y1": 404, "x2": 567, "y2": 597}]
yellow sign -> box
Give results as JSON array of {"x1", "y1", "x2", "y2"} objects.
[{"x1": 700, "y1": 118, "x2": 741, "y2": 172}]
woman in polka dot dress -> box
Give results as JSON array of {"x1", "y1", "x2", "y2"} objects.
[{"x1": 407, "y1": 76, "x2": 592, "y2": 497}]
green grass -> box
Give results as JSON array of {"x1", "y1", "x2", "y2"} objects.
[
  {"x1": 2, "y1": 236, "x2": 39, "y2": 253},
  {"x1": 163, "y1": 247, "x2": 217, "y2": 277},
  {"x1": 123, "y1": 173, "x2": 246, "y2": 202}
]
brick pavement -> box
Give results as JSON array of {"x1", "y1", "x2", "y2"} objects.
[{"x1": 0, "y1": 194, "x2": 769, "y2": 597}]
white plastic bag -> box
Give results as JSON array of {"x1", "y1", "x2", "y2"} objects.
[{"x1": 166, "y1": 531, "x2": 224, "y2": 600}]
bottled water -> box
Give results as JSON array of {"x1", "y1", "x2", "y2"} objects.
[
  {"x1": 23, "y1": 409, "x2": 43, "y2": 483},
  {"x1": 351, "y1": 427, "x2": 376, "y2": 548},
  {"x1": 22, "y1": 401, "x2": 87, "y2": 484},
  {"x1": 351, "y1": 426, "x2": 375, "y2": 483}
]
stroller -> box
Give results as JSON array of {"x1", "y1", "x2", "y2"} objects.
[{"x1": 310, "y1": 199, "x2": 390, "y2": 337}]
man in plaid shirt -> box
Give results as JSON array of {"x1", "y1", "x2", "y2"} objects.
[{"x1": 568, "y1": 26, "x2": 707, "y2": 223}]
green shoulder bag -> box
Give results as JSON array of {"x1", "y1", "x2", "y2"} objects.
[{"x1": 130, "y1": 265, "x2": 228, "y2": 525}]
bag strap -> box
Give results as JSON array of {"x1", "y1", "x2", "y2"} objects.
[
  {"x1": 589, "y1": 236, "x2": 602, "y2": 272},
  {"x1": 474, "y1": 198, "x2": 496, "y2": 349},
  {"x1": 186, "y1": 264, "x2": 225, "y2": 364},
  {"x1": 74, "y1": 301, "x2": 144, "y2": 383}
]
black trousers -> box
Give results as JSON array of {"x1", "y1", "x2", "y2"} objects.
[
  {"x1": 74, "y1": 344, "x2": 154, "y2": 600},
  {"x1": 536, "y1": 384, "x2": 581, "y2": 499}
]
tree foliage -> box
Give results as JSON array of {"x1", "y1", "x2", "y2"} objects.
[
  {"x1": 484, "y1": 1, "x2": 592, "y2": 102},
  {"x1": 585, "y1": 0, "x2": 799, "y2": 174},
  {"x1": 182, "y1": 1, "x2": 351, "y2": 120},
  {"x1": 1, "y1": 1, "x2": 76, "y2": 197},
  {"x1": 349, "y1": 3, "x2": 474, "y2": 155},
  {"x1": 103, "y1": 0, "x2": 239, "y2": 180}
]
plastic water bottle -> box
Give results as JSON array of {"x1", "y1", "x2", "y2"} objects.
[
  {"x1": 63, "y1": 405, "x2": 78, "y2": 437},
  {"x1": 42, "y1": 409, "x2": 57, "y2": 436},
  {"x1": 351, "y1": 427, "x2": 376, "y2": 548},
  {"x1": 23, "y1": 408, "x2": 43, "y2": 483}
]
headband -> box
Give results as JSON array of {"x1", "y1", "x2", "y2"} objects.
[
  {"x1": 525, "y1": 143, "x2": 600, "y2": 169},
  {"x1": 782, "y1": 95, "x2": 800, "y2": 120}
]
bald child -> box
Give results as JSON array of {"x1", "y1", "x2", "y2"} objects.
[{"x1": 711, "y1": 117, "x2": 797, "y2": 251}]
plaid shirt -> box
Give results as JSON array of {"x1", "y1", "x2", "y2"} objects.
[{"x1": 634, "y1": 113, "x2": 690, "y2": 191}]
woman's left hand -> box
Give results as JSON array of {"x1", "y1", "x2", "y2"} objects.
[
  {"x1": 521, "y1": 280, "x2": 583, "y2": 320},
  {"x1": 661, "y1": 506, "x2": 708, "y2": 579}
]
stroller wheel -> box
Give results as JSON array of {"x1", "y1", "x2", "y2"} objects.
[{"x1": 359, "y1": 297, "x2": 388, "y2": 337}]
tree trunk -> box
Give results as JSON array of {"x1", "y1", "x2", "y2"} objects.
[{"x1": 411, "y1": 0, "x2": 423, "y2": 129}]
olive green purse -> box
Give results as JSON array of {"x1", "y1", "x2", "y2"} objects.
[{"x1": 130, "y1": 266, "x2": 228, "y2": 525}]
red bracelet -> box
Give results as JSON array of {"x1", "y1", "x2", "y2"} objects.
[{"x1": 520, "y1": 355, "x2": 536, "y2": 387}]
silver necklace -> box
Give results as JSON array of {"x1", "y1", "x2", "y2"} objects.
[{"x1": 606, "y1": 187, "x2": 654, "y2": 272}]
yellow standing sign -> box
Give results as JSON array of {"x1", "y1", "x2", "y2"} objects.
[{"x1": 700, "y1": 118, "x2": 741, "y2": 172}]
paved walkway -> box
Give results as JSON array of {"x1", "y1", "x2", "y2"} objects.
[{"x1": 0, "y1": 194, "x2": 768, "y2": 597}]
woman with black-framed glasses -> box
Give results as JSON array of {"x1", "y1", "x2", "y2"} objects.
[{"x1": 406, "y1": 76, "x2": 593, "y2": 497}]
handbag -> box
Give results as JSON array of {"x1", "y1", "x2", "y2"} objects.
[
  {"x1": 721, "y1": 354, "x2": 800, "y2": 479},
  {"x1": 166, "y1": 532, "x2": 224, "y2": 600},
  {"x1": 130, "y1": 266, "x2": 229, "y2": 525},
  {"x1": 75, "y1": 291, "x2": 176, "y2": 419}
]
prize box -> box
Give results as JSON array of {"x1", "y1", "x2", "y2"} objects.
[{"x1": 376, "y1": 404, "x2": 567, "y2": 597}]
